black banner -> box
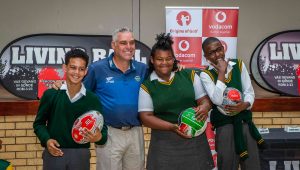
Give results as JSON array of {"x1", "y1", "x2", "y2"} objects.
[
  {"x1": 0, "y1": 34, "x2": 151, "y2": 99},
  {"x1": 251, "y1": 30, "x2": 300, "y2": 96}
]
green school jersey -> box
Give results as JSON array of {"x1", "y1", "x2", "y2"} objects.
[
  {"x1": 141, "y1": 69, "x2": 197, "y2": 123},
  {"x1": 33, "y1": 89, "x2": 107, "y2": 148}
]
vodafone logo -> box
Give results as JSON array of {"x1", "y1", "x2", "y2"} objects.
[
  {"x1": 176, "y1": 11, "x2": 191, "y2": 26},
  {"x1": 178, "y1": 40, "x2": 190, "y2": 52},
  {"x1": 215, "y1": 11, "x2": 227, "y2": 23},
  {"x1": 220, "y1": 40, "x2": 228, "y2": 53}
]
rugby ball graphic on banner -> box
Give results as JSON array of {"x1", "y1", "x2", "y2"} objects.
[
  {"x1": 217, "y1": 87, "x2": 242, "y2": 116},
  {"x1": 71, "y1": 110, "x2": 104, "y2": 144},
  {"x1": 0, "y1": 34, "x2": 151, "y2": 99},
  {"x1": 178, "y1": 107, "x2": 207, "y2": 137}
]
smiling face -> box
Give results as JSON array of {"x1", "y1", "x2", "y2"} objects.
[
  {"x1": 63, "y1": 57, "x2": 87, "y2": 85},
  {"x1": 203, "y1": 41, "x2": 225, "y2": 65},
  {"x1": 151, "y1": 50, "x2": 175, "y2": 79},
  {"x1": 112, "y1": 31, "x2": 136, "y2": 61}
]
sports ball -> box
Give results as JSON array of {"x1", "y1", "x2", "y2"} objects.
[
  {"x1": 217, "y1": 87, "x2": 242, "y2": 116},
  {"x1": 71, "y1": 110, "x2": 104, "y2": 144},
  {"x1": 178, "y1": 107, "x2": 207, "y2": 137}
]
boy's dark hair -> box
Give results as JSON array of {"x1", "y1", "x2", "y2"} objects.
[
  {"x1": 65, "y1": 49, "x2": 89, "y2": 67},
  {"x1": 148, "y1": 33, "x2": 179, "y2": 73},
  {"x1": 202, "y1": 37, "x2": 221, "y2": 50}
]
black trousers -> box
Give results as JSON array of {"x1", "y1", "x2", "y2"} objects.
[
  {"x1": 42, "y1": 148, "x2": 90, "y2": 170},
  {"x1": 216, "y1": 123, "x2": 261, "y2": 170}
]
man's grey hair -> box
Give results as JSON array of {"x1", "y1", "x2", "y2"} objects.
[{"x1": 112, "y1": 27, "x2": 134, "y2": 42}]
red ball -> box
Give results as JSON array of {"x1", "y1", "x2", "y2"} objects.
[
  {"x1": 71, "y1": 110, "x2": 103, "y2": 144},
  {"x1": 217, "y1": 87, "x2": 242, "y2": 116},
  {"x1": 227, "y1": 89, "x2": 241, "y2": 101}
]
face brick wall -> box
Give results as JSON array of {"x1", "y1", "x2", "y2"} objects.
[{"x1": 1, "y1": 112, "x2": 300, "y2": 170}]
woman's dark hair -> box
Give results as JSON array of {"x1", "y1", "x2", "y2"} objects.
[{"x1": 148, "y1": 33, "x2": 179, "y2": 73}]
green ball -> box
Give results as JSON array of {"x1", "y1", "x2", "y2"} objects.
[{"x1": 178, "y1": 107, "x2": 207, "y2": 137}]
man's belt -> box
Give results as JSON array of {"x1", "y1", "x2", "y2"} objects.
[{"x1": 112, "y1": 126, "x2": 134, "y2": 131}]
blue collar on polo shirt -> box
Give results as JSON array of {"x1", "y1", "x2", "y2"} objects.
[{"x1": 108, "y1": 53, "x2": 136, "y2": 73}]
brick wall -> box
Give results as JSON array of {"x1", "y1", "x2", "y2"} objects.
[
  {"x1": 252, "y1": 112, "x2": 300, "y2": 128},
  {"x1": 1, "y1": 112, "x2": 300, "y2": 170}
]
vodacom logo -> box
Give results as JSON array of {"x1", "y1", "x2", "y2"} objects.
[
  {"x1": 220, "y1": 40, "x2": 228, "y2": 52},
  {"x1": 215, "y1": 11, "x2": 227, "y2": 23},
  {"x1": 178, "y1": 40, "x2": 190, "y2": 52},
  {"x1": 176, "y1": 11, "x2": 191, "y2": 26}
]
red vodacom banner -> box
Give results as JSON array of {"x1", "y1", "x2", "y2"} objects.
[
  {"x1": 166, "y1": 7, "x2": 239, "y2": 68},
  {"x1": 172, "y1": 37, "x2": 202, "y2": 68},
  {"x1": 202, "y1": 9, "x2": 238, "y2": 37}
]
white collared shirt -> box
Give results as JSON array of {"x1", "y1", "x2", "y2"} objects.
[
  {"x1": 60, "y1": 82, "x2": 86, "y2": 103},
  {"x1": 138, "y1": 71, "x2": 206, "y2": 112},
  {"x1": 200, "y1": 60, "x2": 255, "y2": 109}
]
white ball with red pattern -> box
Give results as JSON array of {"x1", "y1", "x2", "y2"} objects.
[
  {"x1": 71, "y1": 110, "x2": 104, "y2": 144},
  {"x1": 217, "y1": 87, "x2": 242, "y2": 116}
]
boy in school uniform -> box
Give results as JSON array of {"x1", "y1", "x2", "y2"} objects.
[
  {"x1": 200, "y1": 37, "x2": 265, "y2": 170},
  {"x1": 33, "y1": 49, "x2": 107, "y2": 170}
]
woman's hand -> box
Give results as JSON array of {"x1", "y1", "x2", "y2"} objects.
[
  {"x1": 194, "y1": 105, "x2": 209, "y2": 121},
  {"x1": 174, "y1": 129, "x2": 192, "y2": 139},
  {"x1": 170, "y1": 124, "x2": 192, "y2": 139},
  {"x1": 140, "y1": 112, "x2": 192, "y2": 138},
  {"x1": 195, "y1": 95, "x2": 212, "y2": 121}
]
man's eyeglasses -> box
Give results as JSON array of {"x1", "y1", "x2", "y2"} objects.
[{"x1": 207, "y1": 46, "x2": 224, "y2": 57}]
